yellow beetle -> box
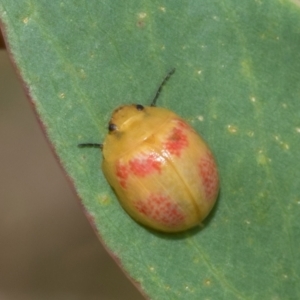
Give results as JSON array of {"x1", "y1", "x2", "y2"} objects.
[{"x1": 79, "y1": 69, "x2": 219, "y2": 232}]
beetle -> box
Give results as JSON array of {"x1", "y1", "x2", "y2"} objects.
[{"x1": 79, "y1": 68, "x2": 219, "y2": 232}]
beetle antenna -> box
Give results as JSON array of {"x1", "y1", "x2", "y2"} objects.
[
  {"x1": 78, "y1": 143, "x2": 103, "y2": 150},
  {"x1": 150, "y1": 68, "x2": 176, "y2": 107}
]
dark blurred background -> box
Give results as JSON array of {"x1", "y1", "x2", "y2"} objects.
[{"x1": 0, "y1": 30, "x2": 143, "y2": 300}]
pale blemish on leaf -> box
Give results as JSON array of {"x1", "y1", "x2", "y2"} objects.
[
  {"x1": 247, "y1": 131, "x2": 254, "y2": 137},
  {"x1": 204, "y1": 279, "x2": 212, "y2": 286},
  {"x1": 273, "y1": 135, "x2": 290, "y2": 150},
  {"x1": 260, "y1": 33, "x2": 266, "y2": 40},
  {"x1": 283, "y1": 143, "x2": 290, "y2": 150},
  {"x1": 79, "y1": 69, "x2": 86, "y2": 79},
  {"x1": 295, "y1": 127, "x2": 300, "y2": 133},
  {"x1": 59, "y1": 92, "x2": 65, "y2": 99},
  {"x1": 23, "y1": 17, "x2": 29, "y2": 24},
  {"x1": 227, "y1": 124, "x2": 238, "y2": 134},
  {"x1": 137, "y1": 12, "x2": 147, "y2": 27},
  {"x1": 138, "y1": 12, "x2": 147, "y2": 19},
  {"x1": 98, "y1": 194, "x2": 111, "y2": 205},
  {"x1": 197, "y1": 115, "x2": 204, "y2": 122},
  {"x1": 257, "y1": 150, "x2": 270, "y2": 165},
  {"x1": 149, "y1": 266, "x2": 155, "y2": 272},
  {"x1": 241, "y1": 59, "x2": 253, "y2": 79},
  {"x1": 159, "y1": 7, "x2": 166, "y2": 12}
]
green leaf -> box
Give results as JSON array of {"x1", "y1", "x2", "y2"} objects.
[{"x1": 1, "y1": 0, "x2": 300, "y2": 299}]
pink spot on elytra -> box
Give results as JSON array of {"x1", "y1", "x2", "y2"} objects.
[
  {"x1": 129, "y1": 153, "x2": 162, "y2": 177},
  {"x1": 135, "y1": 194, "x2": 185, "y2": 227},
  {"x1": 116, "y1": 161, "x2": 129, "y2": 189},
  {"x1": 164, "y1": 125, "x2": 188, "y2": 157},
  {"x1": 198, "y1": 152, "x2": 219, "y2": 201}
]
